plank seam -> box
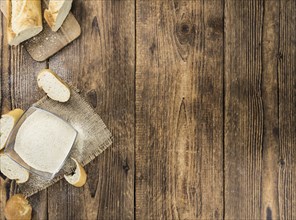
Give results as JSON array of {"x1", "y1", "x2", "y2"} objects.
[
  {"x1": 222, "y1": 0, "x2": 226, "y2": 219},
  {"x1": 276, "y1": 1, "x2": 281, "y2": 217},
  {"x1": 0, "y1": 12, "x2": 3, "y2": 112},
  {"x1": 134, "y1": 0, "x2": 137, "y2": 219},
  {"x1": 8, "y1": 26, "x2": 12, "y2": 110},
  {"x1": 259, "y1": 0, "x2": 265, "y2": 218}
]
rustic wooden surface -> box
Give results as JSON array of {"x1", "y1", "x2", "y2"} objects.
[{"x1": 0, "y1": 0, "x2": 295, "y2": 219}]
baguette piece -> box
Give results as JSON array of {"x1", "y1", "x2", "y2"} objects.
[
  {"x1": 37, "y1": 69, "x2": 71, "y2": 102},
  {"x1": 4, "y1": 194, "x2": 32, "y2": 220},
  {"x1": 0, "y1": 109, "x2": 24, "y2": 150},
  {"x1": 0, "y1": 154, "x2": 29, "y2": 183},
  {"x1": 44, "y1": 0, "x2": 73, "y2": 32},
  {"x1": 64, "y1": 158, "x2": 87, "y2": 187},
  {"x1": 7, "y1": 0, "x2": 43, "y2": 46}
]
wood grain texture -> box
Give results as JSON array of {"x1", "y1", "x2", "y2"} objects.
[
  {"x1": 261, "y1": 0, "x2": 280, "y2": 219},
  {"x1": 0, "y1": 9, "x2": 10, "y2": 114},
  {"x1": 24, "y1": 12, "x2": 81, "y2": 62},
  {"x1": 0, "y1": 11, "x2": 9, "y2": 220},
  {"x1": 225, "y1": 0, "x2": 296, "y2": 219},
  {"x1": 45, "y1": 0, "x2": 135, "y2": 219},
  {"x1": 278, "y1": 0, "x2": 296, "y2": 219},
  {"x1": 224, "y1": 0, "x2": 264, "y2": 219},
  {"x1": 136, "y1": 1, "x2": 224, "y2": 219}
]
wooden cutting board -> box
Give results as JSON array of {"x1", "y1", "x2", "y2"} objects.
[{"x1": 0, "y1": 1, "x2": 81, "y2": 62}]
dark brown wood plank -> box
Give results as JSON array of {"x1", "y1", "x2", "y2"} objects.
[
  {"x1": 224, "y1": 0, "x2": 265, "y2": 219},
  {"x1": 1, "y1": 11, "x2": 12, "y2": 220},
  {"x1": 0, "y1": 178, "x2": 7, "y2": 220},
  {"x1": 136, "y1": 1, "x2": 224, "y2": 219},
  {"x1": 0, "y1": 9, "x2": 10, "y2": 114},
  {"x1": 46, "y1": 0, "x2": 135, "y2": 219},
  {"x1": 225, "y1": 1, "x2": 296, "y2": 219},
  {"x1": 278, "y1": 0, "x2": 296, "y2": 219}
]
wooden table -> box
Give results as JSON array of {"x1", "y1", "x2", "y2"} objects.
[{"x1": 1, "y1": 1, "x2": 295, "y2": 219}]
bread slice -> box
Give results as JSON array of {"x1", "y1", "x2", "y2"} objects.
[
  {"x1": 7, "y1": 0, "x2": 43, "y2": 46},
  {"x1": 0, "y1": 154, "x2": 29, "y2": 184},
  {"x1": 37, "y1": 69, "x2": 71, "y2": 102},
  {"x1": 4, "y1": 194, "x2": 32, "y2": 220},
  {"x1": 0, "y1": 109, "x2": 24, "y2": 150},
  {"x1": 44, "y1": 0, "x2": 73, "y2": 32},
  {"x1": 64, "y1": 158, "x2": 87, "y2": 187}
]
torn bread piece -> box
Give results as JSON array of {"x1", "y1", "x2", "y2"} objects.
[
  {"x1": 37, "y1": 69, "x2": 71, "y2": 102},
  {"x1": 7, "y1": 0, "x2": 43, "y2": 46},
  {"x1": 0, "y1": 109, "x2": 24, "y2": 150},
  {"x1": 64, "y1": 158, "x2": 87, "y2": 187},
  {"x1": 4, "y1": 194, "x2": 32, "y2": 220},
  {"x1": 44, "y1": 0, "x2": 73, "y2": 32},
  {"x1": 0, "y1": 154, "x2": 29, "y2": 184}
]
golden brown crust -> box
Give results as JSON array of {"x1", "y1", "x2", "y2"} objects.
[
  {"x1": 44, "y1": 9, "x2": 57, "y2": 29},
  {"x1": 4, "y1": 194, "x2": 32, "y2": 220},
  {"x1": 6, "y1": 108, "x2": 24, "y2": 121},
  {"x1": 64, "y1": 158, "x2": 87, "y2": 187}
]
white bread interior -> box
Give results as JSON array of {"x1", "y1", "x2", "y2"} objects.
[
  {"x1": 0, "y1": 154, "x2": 29, "y2": 184},
  {"x1": 0, "y1": 109, "x2": 24, "y2": 150},
  {"x1": 37, "y1": 69, "x2": 71, "y2": 102},
  {"x1": 44, "y1": 0, "x2": 73, "y2": 32},
  {"x1": 7, "y1": 0, "x2": 43, "y2": 46}
]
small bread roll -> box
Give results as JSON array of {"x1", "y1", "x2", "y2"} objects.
[{"x1": 4, "y1": 194, "x2": 32, "y2": 220}]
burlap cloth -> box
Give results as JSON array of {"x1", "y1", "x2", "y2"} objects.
[{"x1": 17, "y1": 88, "x2": 112, "y2": 197}]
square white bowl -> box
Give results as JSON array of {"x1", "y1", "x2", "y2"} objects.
[{"x1": 4, "y1": 107, "x2": 77, "y2": 180}]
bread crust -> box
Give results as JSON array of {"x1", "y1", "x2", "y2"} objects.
[
  {"x1": 44, "y1": 0, "x2": 73, "y2": 32},
  {"x1": 0, "y1": 154, "x2": 29, "y2": 183},
  {"x1": 64, "y1": 158, "x2": 87, "y2": 187},
  {"x1": 6, "y1": 108, "x2": 24, "y2": 121},
  {"x1": 37, "y1": 69, "x2": 71, "y2": 102},
  {"x1": 7, "y1": 0, "x2": 43, "y2": 46},
  {"x1": 44, "y1": 9, "x2": 56, "y2": 30},
  {"x1": 38, "y1": 68, "x2": 70, "y2": 90},
  {"x1": 0, "y1": 109, "x2": 24, "y2": 150},
  {"x1": 4, "y1": 194, "x2": 32, "y2": 220}
]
